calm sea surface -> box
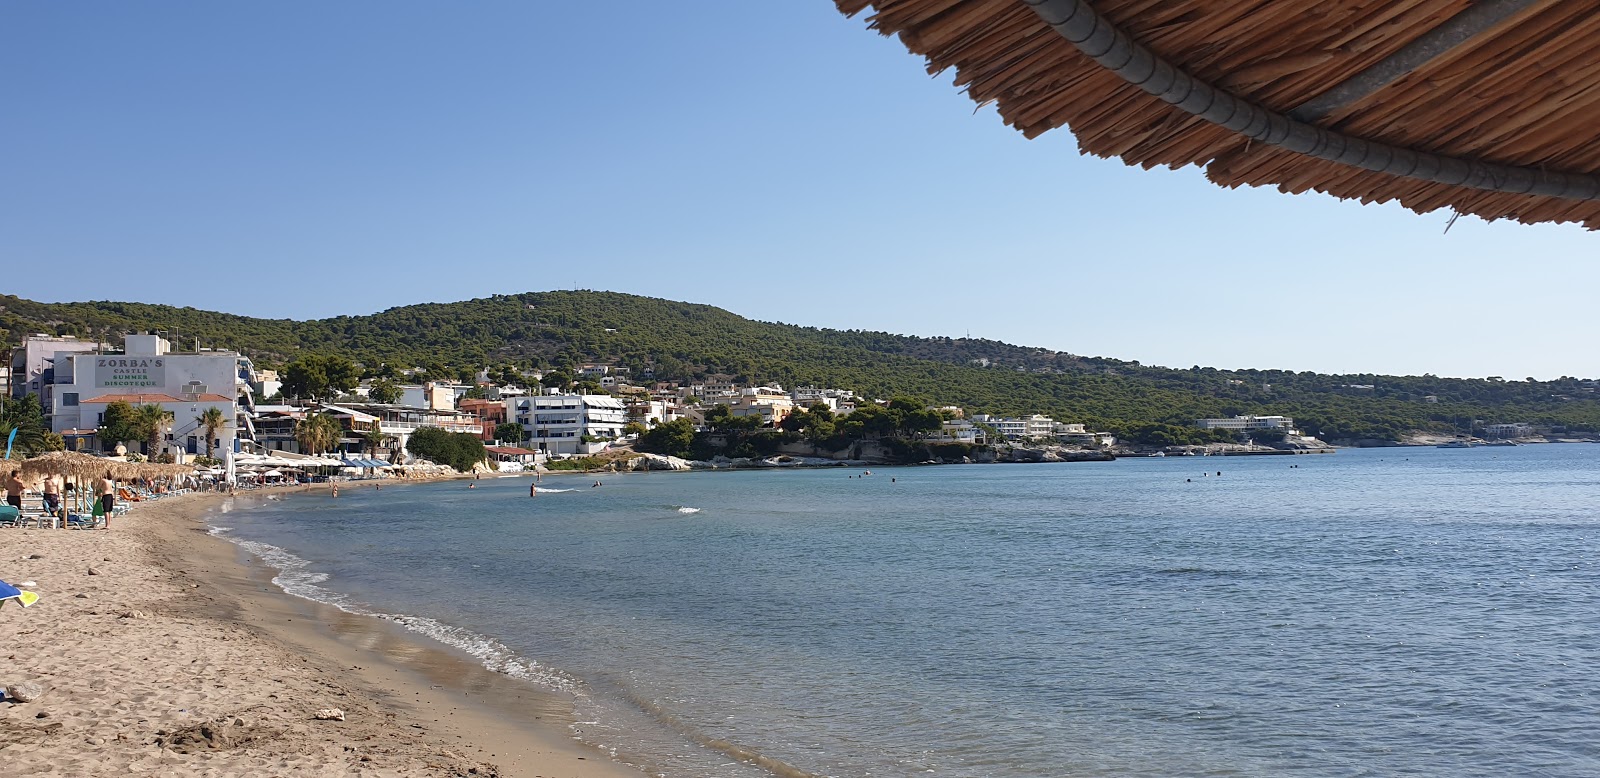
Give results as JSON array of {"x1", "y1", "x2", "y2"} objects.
[{"x1": 211, "y1": 445, "x2": 1600, "y2": 777}]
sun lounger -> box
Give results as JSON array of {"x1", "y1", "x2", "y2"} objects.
[{"x1": 66, "y1": 513, "x2": 103, "y2": 530}]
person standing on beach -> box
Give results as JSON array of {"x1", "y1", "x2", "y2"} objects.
[
  {"x1": 42, "y1": 474, "x2": 63, "y2": 524},
  {"x1": 94, "y1": 470, "x2": 116, "y2": 529},
  {"x1": 2, "y1": 470, "x2": 23, "y2": 511}
]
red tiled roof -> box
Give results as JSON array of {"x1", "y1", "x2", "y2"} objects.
[{"x1": 81, "y1": 392, "x2": 234, "y2": 404}]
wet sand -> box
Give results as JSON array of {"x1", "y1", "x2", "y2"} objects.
[{"x1": 0, "y1": 490, "x2": 644, "y2": 778}]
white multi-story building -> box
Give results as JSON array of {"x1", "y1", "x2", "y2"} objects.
[
  {"x1": 8, "y1": 335, "x2": 101, "y2": 416},
  {"x1": 926, "y1": 420, "x2": 987, "y2": 445},
  {"x1": 683, "y1": 383, "x2": 739, "y2": 402},
  {"x1": 973, "y1": 414, "x2": 1057, "y2": 441},
  {"x1": 506, "y1": 393, "x2": 627, "y2": 455},
  {"x1": 626, "y1": 400, "x2": 686, "y2": 427},
  {"x1": 1482, "y1": 422, "x2": 1533, "y2": 438},
  {"x1": 49, "y1": 333, "x2": 251, "y2": 457},
  {"x1": 1194, "y1": 415, "x2": 1298, "y2": 434}
]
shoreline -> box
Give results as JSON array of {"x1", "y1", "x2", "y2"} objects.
[{"x1": 1, "y1": 489, "x2": 644, "y2": 778}]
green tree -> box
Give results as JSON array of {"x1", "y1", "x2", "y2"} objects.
[
  {"x1": 636, "y1": 418, "x2": 695, "y2": 458},
  {"x1": 406, "y1": 425, "x2": 487, "y2": 472},
  {"x1": 703, "y1": 404, "x2": 734, "y2": 431},
  {"x1": 100, "y1": 400, "x2": 139, "y2": 449},
  {"x1": 622, "y1": 421, "x2": 647, "y2": 437},
  {"x1": 196, "y1": 406, "x2": 228, "y2": 458},
  {"x1": 368, "y1": 378, "x2": 402, "y2": 404},
  {"x1": 494, "y1": 422, "x2": 524, "y2": 445},
  {"x1": 282, "y1": 354, "x2": 361, "y2": 399},
  {"x1": 132, "y1": 404, "x2": 175, "y2": 458}
]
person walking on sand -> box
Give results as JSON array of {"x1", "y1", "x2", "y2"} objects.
[
  {"x1": 43, "y1": 474, "x2": 63, "y2": 525},
  {"x1": 94, "y1": 470, "x2": 116, "y2": 529},
  {"x1": 2, "y1": 470, "x2": 23, "y2": 511}
]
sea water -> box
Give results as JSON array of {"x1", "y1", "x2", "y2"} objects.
[{"x1": 210, "y1": 445, "x2": 1600, "y2": 777}]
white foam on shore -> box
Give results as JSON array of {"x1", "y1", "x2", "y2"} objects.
[{"x1": 206, "y1": 524, "x2": 582, "y2": 696}]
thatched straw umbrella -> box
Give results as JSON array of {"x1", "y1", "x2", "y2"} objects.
[{"x1": 19, "y1": 451, "x2": 196, "y2": 514}]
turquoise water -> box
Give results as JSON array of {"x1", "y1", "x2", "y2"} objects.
[{"x1": 211, "y1": 445, "x2": 1600, "y2": 777}]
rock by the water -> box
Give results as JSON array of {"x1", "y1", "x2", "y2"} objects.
[
  {"x1": 629, "y1": 453, "x2": 692, "y2": 471},
  {"x1": 86, "y1": 567, "x2": 100, "y2": 576},
  {"x1": 314, "y1": 708, "x2": 346, "y2": 721},
  {"x1": 6, "y1": 681, "x2": 46, "y2": 703}
]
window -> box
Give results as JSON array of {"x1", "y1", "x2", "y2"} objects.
[{"x1": 62, "y1": 392, "x2": 78, "y2": 406}]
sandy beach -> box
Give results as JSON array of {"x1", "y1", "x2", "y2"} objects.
[{"x1": 0, "y1": 490, "x2": 644, "y2": 778}]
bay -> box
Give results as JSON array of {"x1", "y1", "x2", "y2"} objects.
[{"x1": 211, "y1": 444, "x2": 1600, "y2": 777}]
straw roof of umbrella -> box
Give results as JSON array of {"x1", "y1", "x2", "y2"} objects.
[
  {"x1": 18, "y1": 451, "x2": 195, "y2": 481},
  {"x1": 836, "y1": 0, "x2": 1600, "y2": 227}
]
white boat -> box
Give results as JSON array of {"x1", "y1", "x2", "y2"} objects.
[{"x1": 1436, "y1": 440, "x2": 1475, "y2": 448}]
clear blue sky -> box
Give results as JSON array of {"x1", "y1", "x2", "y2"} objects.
[{"x1": 4, "y1": 2, "x2": 1595, "y2": 380}]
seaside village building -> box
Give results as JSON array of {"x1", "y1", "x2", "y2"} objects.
[
  {"x1": 505, "y1": 391, "x2": 627, "y2": 456},
  {"x1": 1482, "y1": 422, "x2": 1534, "y2": 439},
  {"x1": 253, "y1": 403, "x2": 485, "y2": 462},
  {"x1": 44, "y1": 333, "x2": 253, "y2": 457},
  {"x1": 971, "y1": 414, "x2": 1058, "y2": 442},
  {"x1": 728, "y1": 386, "x2": 796, "y2": 427},
  {"x1": 1193, "y1": 415, "x2": 1299, "y2": 435},
  {"x1": 8, "y1": 334, "x2": 103, "y2": 416}
]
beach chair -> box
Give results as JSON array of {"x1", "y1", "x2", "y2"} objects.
[
  {"x1": 67, "y1": 512, "x2": 103, "y2": 530},
  {"x1": 0, "y1": 505, "x2": 20, "y2": 528}
]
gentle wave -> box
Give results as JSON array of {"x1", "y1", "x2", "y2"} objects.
[
  {"x1": 676, "y1": 507, "x2": 702, "y2": 514},
  {"x1": 206, "y1": 522, "x2": 582, "y2": 696},
  {"x1": 533, "y1": 487, "x2": 576, "y2": 493}
]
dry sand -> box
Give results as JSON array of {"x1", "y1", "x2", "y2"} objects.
[{"x1": 0, "y1": 491, "x2": 645, "y2": 778}]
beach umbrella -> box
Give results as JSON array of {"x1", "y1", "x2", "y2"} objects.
[
  {"x1": 0, "y1": 579, "x2": 38, "y2": 609},
  {"x1": 263, "y1": 469, "x2": 284, "y2": 477}
]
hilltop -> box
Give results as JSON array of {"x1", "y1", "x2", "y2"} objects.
[{"x1": 3, "y1": 291, "x2": 1596, "y2": 442}]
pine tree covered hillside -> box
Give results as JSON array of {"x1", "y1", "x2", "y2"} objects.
[{"x1": 3, "y1": 291, "x2": 1596, "y2": 441}]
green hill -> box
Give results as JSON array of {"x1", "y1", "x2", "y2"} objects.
[{"x1": 3, "y1": 291, "x2": 1596, "y2": 442}]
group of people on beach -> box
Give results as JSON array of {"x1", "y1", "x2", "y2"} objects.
[{"x1": 3, "y1": 468, "x2": 118, "y2": 528}]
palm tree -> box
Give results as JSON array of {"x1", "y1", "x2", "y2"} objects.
[
  {"x1": 132, "y1": 404, "x2": 175, "y2": 458},
  {"x1": 294, "y1": 413, "x2": 344, "y2": 455},
  {"x1": 362, "y1": 425, "x2": 393, "y2": 460},
  {"x1": 0, "y1": 395, "x2": 48, "y2": 457},
  {"x1": 196, "y1": 407, "x2": 228, "y2": 458}
]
